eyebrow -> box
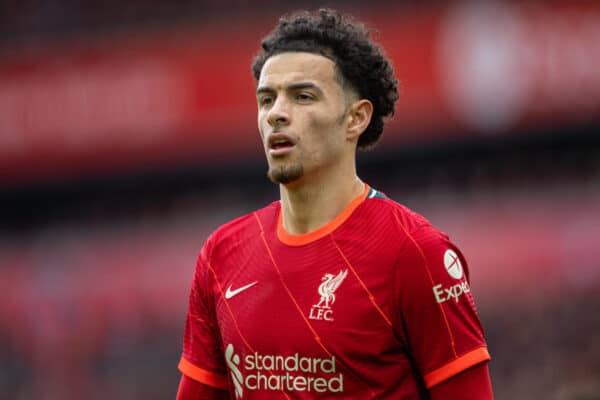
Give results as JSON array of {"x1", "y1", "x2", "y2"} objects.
[{"x1": 256, "y1": 82, "x2": 324, "y2": 96}]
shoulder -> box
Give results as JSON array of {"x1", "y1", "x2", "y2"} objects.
[
  {"x1": 202, "y1": 201, "x2": 280, "y2": 259},
  {"x1": 356, "y1": 189, "x2": 457, "y2": 266},
  {"x1": 360, "y1": 188, "x2": 439, "y2": 237},
  {"x1": 364, "y1": 192, "x2": 469, "y2": 284}
]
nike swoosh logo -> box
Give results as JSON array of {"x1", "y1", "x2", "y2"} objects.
[{"x1": 225, "y1": 281, "x2": 258, "y2": 299}]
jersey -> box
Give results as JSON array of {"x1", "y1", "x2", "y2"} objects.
[{"x1": 179, "y1": 184, "x2": 490, "y2": 399}]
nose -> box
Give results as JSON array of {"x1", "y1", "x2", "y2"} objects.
[{"x1": 267, "y1": 97, "x2": 290, "y2": 128}]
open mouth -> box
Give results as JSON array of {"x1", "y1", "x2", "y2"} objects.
[
  {"x1": 268, "y1": 134, "x2": 296, "y2": 155},
  {"x1": 270, "y1": 139, "x2": 293, "y2": 150}
]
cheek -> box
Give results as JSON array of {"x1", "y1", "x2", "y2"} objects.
[
  {"x1": 257, "y1": 114, "x2": 266, "y2": 139},
  {"x1": 310, "y1": 114, "x2": 344, "y2": 146}
]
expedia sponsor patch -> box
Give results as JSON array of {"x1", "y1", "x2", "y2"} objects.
[
  {"x1": 432, "y1": 249, "x2": 470, "y2": 304},
  {"x1": 433, "y1": 281, "x2": 471, "y2": 304}
]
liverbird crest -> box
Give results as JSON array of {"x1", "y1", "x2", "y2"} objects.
[{"x1": 315, "y1": 269, "x2": 348, "y2": 309}]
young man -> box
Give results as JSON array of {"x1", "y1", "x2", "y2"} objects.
[{"x1": 177, "y1": 9, "x2": 493, "y2": 399}]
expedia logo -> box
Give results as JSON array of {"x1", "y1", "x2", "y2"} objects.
[
  {"x1": 443, "y1": 249, "x2": 463, "y2": 279},
  {"x1": 433, "y1": 249, "x2": 471, "y2": 304},
  {"x1": 224, "y1": 344, "x2": 344, "y2": 398},
  {"x1": 433, "y1": 281, "x2": 471, "y2": 303}
]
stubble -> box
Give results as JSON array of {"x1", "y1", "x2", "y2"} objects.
[{"x1": 267, "y1": 162, "x2": 304, "y2": 184}]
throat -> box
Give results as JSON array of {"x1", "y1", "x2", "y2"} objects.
[{"x1": 280, "y1": 179, "x2": 366, "y2": 235}]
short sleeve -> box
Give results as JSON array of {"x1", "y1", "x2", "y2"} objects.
[
  {"x1": 178, "y1": 245, "x2": 229, "y2": 390},
  {"x1": 394, "y1": 224, "x2": 491, "y2": 389}
]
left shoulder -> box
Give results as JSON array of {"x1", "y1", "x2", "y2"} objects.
[
  {"x1": 363, "y1": 192, "x2": 470, "y2": 283},
  {"x1": 360, "y1": 187, "x2": 440, "y2": 237}
]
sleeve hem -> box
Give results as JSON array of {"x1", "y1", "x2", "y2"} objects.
[
  {"x1": 178, "y1": 356, "x2": 228, "y2": 390},
  {"x1": 424, "y1": 346, "x2": 491, "y2": 389}
]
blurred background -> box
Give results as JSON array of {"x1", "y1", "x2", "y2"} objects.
[{"x1": 1, "y1": 0, "x2": 599, "y2": 399}]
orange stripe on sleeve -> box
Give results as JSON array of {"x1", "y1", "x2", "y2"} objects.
[
  {"x1": 178, "y1": 357, "x2": 228, "y2": 390},
  {"x1": 424, "y1": 347, "x2": 491, "y2": 389}
]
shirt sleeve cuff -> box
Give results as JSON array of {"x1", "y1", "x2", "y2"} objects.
[
  {"x1": 178, "y1": 356, "x2": 229, "y2": 390},
  {"x1": 424, "y1": 347, "x2": 491, "y2": 388}
]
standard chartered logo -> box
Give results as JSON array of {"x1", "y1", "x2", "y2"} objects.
[
  {"x1": 224, "y1": 344, "x2": 344, "y2": 398},
  {"x1": 226, "y1": 344, "x2": 244, "y2": 398}
]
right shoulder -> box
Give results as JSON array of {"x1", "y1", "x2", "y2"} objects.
[{"x1": 201, "y1": 201, "x2": 280, "y2": 260}]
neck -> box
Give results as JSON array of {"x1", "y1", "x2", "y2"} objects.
[{"x1": 279, "y1": 165, "x2": 365, "y2": 235}]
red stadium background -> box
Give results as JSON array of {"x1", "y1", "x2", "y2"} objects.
[{"x1": 1, "y1": 1, "x2": 599, "y2": 399}]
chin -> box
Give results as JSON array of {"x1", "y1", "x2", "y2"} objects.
[{"x1": 267, "y1": 163, "x2": 304, "y2": 185}]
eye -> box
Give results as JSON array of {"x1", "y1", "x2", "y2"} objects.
[
  {"x1": 296, "y1": 92, "x2": 314, "y2": 103},
  {"x1": 259, "y1": 95, "x2": 274, "y2": 106}
]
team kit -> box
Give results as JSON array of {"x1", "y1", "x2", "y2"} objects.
[{"x1": 179, "y1": 186, "x2": 490, "y2": 398}]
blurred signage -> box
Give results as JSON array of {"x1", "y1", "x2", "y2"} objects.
[
  {"x1": 0, "y1": 61, "x2": 184, "y2": 152},
  {"x1": 438, "y1": 1, "x2": 600, "y2": 134},
  {"x1": 0, "y1": 1, "x2": 598, "y2": 183}
]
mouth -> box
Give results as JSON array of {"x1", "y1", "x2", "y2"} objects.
[{"x1": 268, "y1": 134, "x2": 296, "y2": 156}]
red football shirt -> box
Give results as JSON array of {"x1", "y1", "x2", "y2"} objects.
[{"x1": 179, "y1": 184, "x2": 490, "y2": 399}]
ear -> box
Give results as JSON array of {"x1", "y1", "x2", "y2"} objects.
[{"x1": 346, "y1": 99, "x2": 373, "y2": 142}]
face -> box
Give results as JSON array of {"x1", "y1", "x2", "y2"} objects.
[{"x1": 256, "y1": 52, "x2": 353, "y2": 186}]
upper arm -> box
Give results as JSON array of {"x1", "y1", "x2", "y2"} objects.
[
  {"x1": 179, "y1": 246, "x2": 229, "y2": 392},
  {"x1": 430, "y1": 362, "x2": 493, "y2": 399},
  {"x1": 393, "y1": 222, "x2": 491, "y2": 389},
  {"x1": 177, "y1": 374, "x2": 230, "y2": 400}
]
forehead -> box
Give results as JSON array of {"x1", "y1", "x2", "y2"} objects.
[{"x1": 258, "y1": 52, "x2": 339, "y2": 89}]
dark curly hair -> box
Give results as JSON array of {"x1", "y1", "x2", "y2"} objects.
[{"x1": 251, "y1": 8, "x2": 399, "y2": 150}]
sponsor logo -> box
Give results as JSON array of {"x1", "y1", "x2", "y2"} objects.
[
  {"x1": 225, "y1": 281, "x2": 258, "y2": 300},
  {"x1": 434, "y1": 249, "x2": 470, "y2": 304},
  {"x1": 226, "y1": 344, "x2": 244, "y2": 398},
  {"x1": 433, "y1": 281, "x2": 471, "y2": 304},
  {"x1": 308, "y1": 269, "x2": 348, "y2": 322},
  {"x1": 443, "y1": 249, "x2": 463, "y2": 279},
  {"x1": 225, "y1": 344, "x2": 344, "y2": 398}
]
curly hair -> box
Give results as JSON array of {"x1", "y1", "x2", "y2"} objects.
[{"x1": 251, "y1": 9, "x2": 399, "y2": 150}]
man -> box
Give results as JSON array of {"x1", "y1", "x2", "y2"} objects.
[{"x1": 177, "y1": 9, "x2": 493, "y2": 399}]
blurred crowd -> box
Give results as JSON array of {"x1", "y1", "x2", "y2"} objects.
[
  {"x1": 1, "y1": 1, "x2": 599, "y2": 399},
  {"x1": 0, "y1": 0, "x2": 417, "y2": 46},
  {"x1": 2, "y1": 141, "x2": 600, "y2": 399}
]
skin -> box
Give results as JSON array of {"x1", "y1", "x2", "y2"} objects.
[{"x1": 256, "y1": 52, "x2": 373, "y2": 235}]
